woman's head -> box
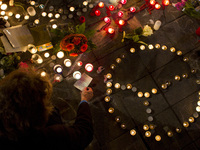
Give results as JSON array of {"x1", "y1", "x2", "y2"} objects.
[{"x1": 0, "y1": 67, "x2": 53, "y2": 138}]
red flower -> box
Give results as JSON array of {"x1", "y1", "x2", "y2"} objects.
[
  {"x1": 69, "y1": 53, "x2": 78, "y2": 57},
  {"x1": 196, "y1": 27, "x2": 200, "y2": 36},
  {"x1": 80, "y1": 44, "x2": 88, "y2": 52},
  {"x1": 19, "y1": 62, "x2": 29, "y2": 69},
  {"x1": 64, "y1": 43, "x2": 74, "y2": 51},
  {"x1": 72, "y1": 37, "x2": 81, "y2": 45},
  {"x1": 80, "y1": 16, "x2": 85, "y2": 23}
]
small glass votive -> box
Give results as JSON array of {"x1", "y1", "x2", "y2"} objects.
[
  {"x1": 106, "y1": 89, "x2": 112, "y2": 95},
  {"x1": 115, "y1": 116, "x2": 121, "y2": 122},
  {"x1": 130, "y1": 129, "x2": 136, "y2": 136},
  {"x1": 155, "y1": 44, "x2": 160, "y2": 49},
  {"x1": 106, "y1": 82, "x2": 112, "y2": 87},
  {"x1": 108, "y1": 107, "x2": 114, "y2": 113},
  {"x1": 140, "y1": 45, "x2": 145, "y2": 50},
  {"x1": 106, "y1": 73, "x2": 112, "y2": 79},
  {"x1": 155, "y1": 135, "x2": 161, "y2": 141},
  {"x1": 145, "y1": 131, "x2": 151, "y2": 137},
  {"x1": 115, "y1": 83, "x2": 120, "y2": 89},
  {"x1": 64, "y1": 59, "x2": 72, "y2": 67},
  {"x1": 104, "y1": 96, "x2": 110, "y2": 102},
  {"x1": 137, "y1": 92, "x2": 143, "y2": 97},
  {"x1": 53, "y1": 64, "x2": 63, "y2": 74},
  {"x1": 27, "y1": 44, "x2": 37, "y2": 54},
  {"x1": 73, "y1": 71, "x2": 81, "y2": 80},
  {"x1": 57, "y1": 51, "x2": 64, "y2": 59}
]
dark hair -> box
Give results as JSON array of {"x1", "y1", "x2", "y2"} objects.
[{"x1": 0, "y1": 67, "x2": 53, "y2": 140}]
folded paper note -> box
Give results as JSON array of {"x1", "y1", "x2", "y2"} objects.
[{"x1": 74, "y1": 73, "x2": 93, "y2": 91}]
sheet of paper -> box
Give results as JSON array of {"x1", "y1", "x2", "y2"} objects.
[{"x1": 74, "y1": 73, "x2": 93, "y2": 91}]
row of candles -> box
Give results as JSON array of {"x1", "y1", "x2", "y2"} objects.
[{"x1": 27, "y1": 44, "x2": 94, "y2": 80}]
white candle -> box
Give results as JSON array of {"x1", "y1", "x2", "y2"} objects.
[
  {"x1": 153, "y1": 20, "x2": 161, "y2": 30},
  {"x1": 1, "y1": 11, "x2": 5, "y2": 15},
  {"x1": 34, "y1": 19, "x2": 40, "y2": 24},
  {"x1": 15, "y1": 14, "x2": 21, "y2": 19},
  {"x1": 1, "y1": 4, "x2": 7, "y2": 10},
  {"x1": 54, "y1": 65, "x2": 63, "y2": 74},
  {"x1": 57, "y1": 51, "x2": 64, "y2": 59},
  {"x1": 48, "y1": 13, "x2": 53, "y2": 18},
  {"x1": 73, "y1": 71, "x2": 81, "y2": 80},
  {"x1": 85, "y1": 63, "x2": 93, "y2": 72},
  {"x1": 83, "y1": 1, "x2": 88, "y2": 6},
  {"x1": 55, "y1": 13, "x2": 60, "y2": 18},
  {"x1": 8, "y1": 12, "x2": 13, "y2": 16},
  {"x1": 69, "y1": 7, "x2": 75, "y2": 12},
  {"x1": 24, "y1": 15, "x2": 30, "y2": 20},
  {"x1": 64, "y1": 59, "x2": 72, "y2": 67},
  {"x1": 44, "y1": 52, "x2": 50, "y2": 58},
  {"x1": 52, "y1": 24, "x2": 57, "y2": 29},
  {"x1": 42, "y1": 12, "x2": 47, "y2": 17}
]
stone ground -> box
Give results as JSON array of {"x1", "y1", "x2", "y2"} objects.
[{"x1": 2, "y1": 0, "x2": 200, "y2": 149}]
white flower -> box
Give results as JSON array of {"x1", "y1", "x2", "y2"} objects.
[{"x1": 142, "y1": 25, "x2": 153, "y2": 37}]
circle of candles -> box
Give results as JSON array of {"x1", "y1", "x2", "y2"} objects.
[
  {"x1": 170, "y1": 47, "x2": 176, "y2": 52},
  {"x1": 106, "y1": 89, "x2": 112, "y2": 95},
  {"x1": 69, "y1": 7, "x2": 75, "y2": 12},
  {"x1": 48, "y1": 13, "x2": 53, "y2": 18},
  {"x1": 108, "y1": 27, "x2": 115, "y2": 34},
  {"x1": 150, "y1": 0, "x2": 156, "y2": 5},
  {"x1": 118, "y1": 19, "x2": 125, "y2": 26},
  {"x1": 149, "y1": 124, "x2": 155, "y2": 130},
  {"x1": 148, "y1": 116, "x2": 154, "y2": 122},
  {"x1": 146, "y1": 108, "x2": 152, "y2": 114},
  {"x1": 85, "y1": 63, "x2": 93, "y2": 72},
  {"x1": 104, "y1": 17, "x2": 111, "y2": 23},
  {"x1": 54, "y1": 64, "x2": 63, "y2": 74},
  {"x1": 73, "y1": 71, "x2": 82, "y2": 80},
  {"x1": 52, "y1": 24, "x2": 58, "y2": 29},
  {"x1": 95, "y1": 10, "x2": 101, "y2": 16},
  {"x1": 106, "y1": 73, "x2": 112, "y2": 79},
  {"x1": 183, "y1": 122, "x2": 189, "y2": 127},
  {"x1": 148, "y1": 44, "x2": 154, "y2": 50},
  {"x1": 144, "y1": 92, "x2": 150, "y2": 98},
  {"x1": 176, "y1": 127, "x2": 182, "y2": 133},
  {"x1": 155, "y1": 44, "x2": 160, "y2": 49},
  {"x1": 83, "y1": 1, "x2": 88, "y2": 6},
  {"x1": 161, "y1": 84, "x2": 167, "y2": 89},
  {"x1": 105, "y1": 96, "x2": 111, "y2": 102},
  {"x1": 27, "y1": 44, "x2": 37, "y2": 54},
  {"x1": 115, "y1": 116, "x2": 121, "y2": 122},
  {"x1": 162, "y1": 45, "x2": 167, "y2": 50},
  {"x1": 163, "y1": 0, "x2": 170, "y2": 6},
  {"x1": 155, "y1": 3, "x2": 161, "y2": 9},
  {"x1": 118, "y1": 11, "x2": 123, "y2": 17},
  {"x1": 115, "y1": 83, "x2": 120, "y2": 89},
  {"x1": 64, "y1": 59, "x2": 72, "y2": 67},
  {"x1": 127, "y1": 84, "x2": 132, "y2": 89},
  {"x1": 98, "y1": 2, "x2": 104, "y2": 8},
  {"x1": 145, "y1": 131, "x2": 151, "y2": 137},
  {"x1": 130, "y1": 129, "x2": 136, "y2": 136},
  {"x1": 110, "y1": 64, "x2": 116, "y2": 69},
  {"x1": 140, "y1": 45, "x2": 145, "y2": 50},
  {"x1": 188, "y1": 117, "x2": 195, "y2": 123},
  {"x1": 182, "y1": 73, "x2": 188, "y2": 78},
  {"x1": 116, "y1": 58, "x2": 122, "y2": 63},
  {"x1": 55, "y1": 13, "x2": 60, "y2": 18},
  {"x1": 42, "y1": 12, "x2": 47, "y2": 17},
  {"x1": 151, "y1": 88, "x2": 157, "y2": 94},
  {"x1": 137, "y1": 92, "x2": 143, "y2": 97},
  {"x1": 106, "y1": 82, "x2": 112, "y2": 87},
  {"x1": 1, "y1": 11, "x2": 5, "y2": 15},
  {"x1": 8, "y1": 12, "x2": 13, "y2": 16},
  {"x1": 196, "y1": 106, "x2": 200, "y2": 112},
  {"x1": 121, "y1": 0, "x2": 127, "y2": 4},
  {"x1": 56, "y1": 51, "x2": 64, "y2": 59},
  {"x1": 121, "y1": 85, "x2": 126, "y2": 90},
  {"x1": 108, "y1": 107, "x2": 114, "y2": 113},
  {"x1": 15, "y1": 14, "x2": 21, "y2": 19},
  {"x1": 132, "y1": 87, "x2": 137, "y2": 92},
  {"x1": 121, "y1": 123, "x2": 126, "y2": 129},
  {"x1": 143, "y1": 124, "x2": 149, "y2": 130},
  {"x1": 1, "y1": 4, "x2": 7, "y2": 10},
  {"x1": 183, "y1": 57, "x2": 189, "y2": 62},
  {"x1": 109, "y1": 5, "x2": 115, "y2": 11},
  {"x1": 167, "y1": 131, "x2": 173, "y2": 137},
  {"x1": 24, "y1": 15, "x2": 30, "y2": 20},
  {"x1": 44, "y1": 52, "x2": 50, "y2": 58},
  {"x1": 130, "y1": 7, "x2": 136, "y2": 12},
  {"x1": 40, "y1": 71, "x2": 46, "y2": 77},
  {"x1": 34, "y1": 19, "x2": 40, "y2": 24},
  {"x1": 177, "y1": 50, "x2": 182, "y2": 56},
  {"x1": 143, "y1": 100, "x2": 150, "y2": 106},
  {"x1": 130, "y1": 48, "x2": 135, "y2": 53},
  {"x1": 175, "y1": 75, "x2": 181, "y2": 81},
  {"x1": 155, "y1": 135, "x2": 161, "y2": 141}
]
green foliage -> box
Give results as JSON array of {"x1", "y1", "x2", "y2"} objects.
[
  {"x1": 76, "y1": 22, "x2": 86, "y2": 34},
  {"x1": 183, "y1": 0, "x2": 200, "y2": 19}
]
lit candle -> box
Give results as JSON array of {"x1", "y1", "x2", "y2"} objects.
[
  {"x1": 1, "y1": 4, "x2": 7, "y2": 10},
  {"x1": 1, "y1": 11, "x2": 5, "y2": 15},
  {"x1": 118, "y1": 11, "x2": 123, "y2": 17},
  {"x1": 48, "y1": 13, "x2": 53, "y2": 18},
  {"x1": 115, "y1": 116, "x2": 121, "y2": 122},
  {"x1": 143, "y1": 125, "x2": 149, "y2": 131},
  {"x1": 121, "y1": 0, "x2": 127, "y2": 4},
  {"x1": 30, "y1": 1, "x2": 36, "y2": 5},
  {"x1": 57, "y1": 51, "x2": 64, "y2": 59},
  {"x1": 73, "y1": 71, "x2": 82, "y2": 80},
  {"x1": 8, "y1": 12, "x2": 13, "y2": 16},
  {"x1": 37, "y1": 58, "x2": 43, "y2": 64},
  {"x1": 52, "y1": 24, "x2": 57, "y2": 29},
  {"x1": 64, "y1": 59, "x2": 72, "y2": 67},
  {"x1": 130, "y1": 129, "x2": 136, "y2": 136},
  {"x1": 196, "y1": 106, "x2": 200, "y2": 112},
  {"x1": 121, "y1": 123, "x2": 126, "y2": 129},
  {"x1": 162, "y1": 45, "x2": 167, "y2": 50},
  {"x1": 167, "y1": 131, "x2": 173, "y2": 137},
  {"x1": 55, "y1": 13, "x2": 60, "y2": 18},
  {"x1": 130, "y1": 7, "x2": 136, "y2": 12},
  {"x1": 0, "y1": 1, "x2": 2, "y2": 5},
  {"x1": 104, "y1": 17, "x2": 111, "y2": 23},
  {"x1": 106, "y1": 89, "x2": 112, "y2": 95},
  {"x1": 27, "y1": 44, "x2": 37, "y2": 54},
  {"x1": 116, "y1": 58, "x2": 121, "y2": 63},
  {"x1": 85, "y1": 63, "x2": 93, "y2": 72},
  {"x1": 83, "y1": 1, "x2": 88, "y2": 6},
  {"x1": 148, "y1": 44, "x2": 154, "y2": 49},
  {"x1": 3, "y1": 16, "x2": 8, "y2": 20},
  {"x1": 44, "y1": 52, "x2": 50, "y2": 58},
  {"x1": 183, "y1": 57, "x2": 189, "y2": 62},
  {"x1": 144, "y1": 92, "x2": 150, "y2": 98},
  {"x1": 77, "y1": 61, "x2": 83, "y2": 66},
  {"x1": 42, "y1": 12, "x2": 47, "y2": 17},
  {"x1": 150, "y1": 0, "x2": 156, "y2": 5},
  {"x1": 177, "y1": 50, "x2": 182, "y2": 55},
  {"x1": 15, "y1": 14, "x2": 21, "y2": 19},
  {"x1": 95, "y1": 10, "x2": 101, "y2": 16},
  {"x1": 106, "y1": 73, "x2": 112, "y2": 79},
  {"x1": 115, "y1": 83, "x2": 120, "y2": 89},
  {"x1": 53, "y1": 64, "x2": 63, "y2": 74},
  {"x1": 155, "y1": 135, "x2": 161, "y2": 141},
  {"x1": 170, "y1": 47, "x2": 176, "y2": 52},
  {"x1": 151, "y1": 88, "x2": 157, "y2": 94},
  {"x1": 140, "y1": 45, "x2": 145, "y2": 50},
  {"x1": 54, "y1": 74, "x2": 63, "y2": 82},
  {"x1": 149, "y1": 124, "x2": 155, "y2": 130},
  {"x1": 175, "y1": 75, "x2": 181, "y2": 81},
  {"x1": 126, "y1": 84, "x2": 132, "y2": 89},
  {"x1": 155, "y1": 3, "x2": 161, "y2": 9},
  {"x1": 188, "y1": 117, "x2": 195, "y2": 123},
  {"x1": 197, "y1": 101, "x2": 200, "y2": 106},
  {"x1": 108, "y1": 27, "x2": 115, "y2": 34},
  {"x1": 130, "y1": 48, "x2": 135, "y2": 53},
  {"x1": 109, "y1": 5, "x2": 115, "y2": 11},
  {"x1": 34, "y1": 19, "x2": 40, "y2": 24},
  {"x1": 163, "y1": 0, "x2": 170, "y2": 6},
  {"x1": 161, "y1": 83, "x2": 167, "y2": 89},
  {"x1": 176, "y1": 127, "x2": 181, "y2": 133},
  {"x1": 106, "y1": 82, "x2": 112, "y2": 87},
  {"x1": 145, "y1": 131, "x2": 151, "y2": 137},
  {"x1": 143, "y1": 100, "x2": 150, "y2": 106},
  {"x1": 24, "y1": 15, "x2": 30, "y2": 20},
  {"x1": 155, "y1": 44, "x2": 160, "y2": 49},
  {"x1": 183, "y1": 121, "x2": 189, "y2": 127},
  {"x1": 104, "y1": 96, "x2": 110, "y2": 102},
  {"x1": 98, "y1": 2, "x2": 104, "y2": 8},
  {"x1": 108, "y1": 107, "x2": 114, "y2": 113},
  {"x1": 40, "y1": 71, "x2": 46, "y2": 77},
  {"x1": 69, "y1": 7, "x2": 75, "y2": 12},
  {"x1": 137, "y1": 92, "x2": 143, "y2": 97},
  {"x1": 118, "y1": 19, "x2": 125, "y2": 26}
]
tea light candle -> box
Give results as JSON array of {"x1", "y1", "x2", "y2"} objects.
[
  {"x1": 115, "y1": 116, "x2": 121, "y2": 122},
  {"x1": 130, "y1": 129, "x2": 136, "y2": 136},
  {"x1": 163, "y1": 0, "x2": 170, "y2": 6},
  {"x1": 155, "y1": 3, "x2": 161, "y2": 9},
  {"x1": 83, "y1": 1, "x2": 88, "y2": 6},
  {"x1": 1, "y1": 4, "x2": 7, "y2": 10},
  {"x1": 27, "y1": 44, "x2": 37, "y2": 54},
  {"x1": 110, "y1": 64, "x2": 116, "y2": 70},
  {"x1": 34, "y1": 19, "x2": 40, "y2": 24},
  {"x1": 118, "y1": 11, "x2": 123, "y2": 17},
  {"x1": 55, "y1": 13, "x2": 60, "y2": 18},
  {"x1": 1, "y1": 11, "x2": 5, "y2": 15},
  {"x1": 150, "y1": 0, "x2": 156, "y2": 5},
  {"x1": 183, "y1": 122, "x2": 189, "y2": 127},
  {"x1": 148, "y1": 44, "x2": 154, "y2": 50},
  {"x1": 69, "y1": 7, "x2": 75, "y2": 12},
  {"x1": 167, "y1": 131, "x2": 173, "y2": 137},
  {"x1": 89, "y1": 4, "x2": 94, "y2": 8},
  {"x1": 3, "y1": 16, "x2": 8, "y2": 20},
  {"x1": 15, "y1": 14, "x2": 21, "y2": 19},
  {"x1": 73, "y1": 71, "x2": 81, "y2": 80},
  {"x1": 146, "y1": 108, "x2": 152, "y2": 114},
  {"x1": 106, "y1": 89, "x2": 112, "y2": 95},
  {"x1": 0, "y1": 1, "x2": 2, "y2": 5},
  {"x1": 109, "y1": 5, "x2": 115, "y2": 11},
  {"x1": 42, "y1": 12, "x2": 47, "y2": 17},
  {"x1": 176, "y1": 127, "x2": 182, "y2": 133},
  {"x1": 130, "y1": 7, "x2": 136, "y2": 12},
  {"x1": 30, "y1": 1, "x2": 36, "y2": 5},
  {"x1": 64, "y1": 59, "x2": 72, "y2": 67},
  {"x1": 106, "y1": 73, "x2": 112, "y2": 79},
  {"x1": 149, "y1": 124, "x2": 155, "y2": 130},
  {"x1": 44, "y1": 52, "x2": 50, "y2": 58},
  {"x1": 177, "y1": 50, "x2": 182, "y2": 55},
  {"x1": 121, "y1": 123, "x2": 126, "y2": 129},
  {"x1": 183, "y1": 57, "x2": 189, "y2": 62},
  {"x1": 126, "y1": 84, "x2": 132, "y2": 89},
  {"x1": 151, "y1": 88, "x2": 157, "y2": 94},
  {"x1": 24, "y1": 15, "x2": 30, "y2": 20},
  {"x1": 162, "y1": 45, "x2": 167, "y2": 50},
  {"x1": 196, "y1": 106, "x2": 200, "y2": 112},
  {"x1": 155, "y1": 135, "x2": 161, "y2": 141},
  {"x1": 197, "y1": 101, "x2": 200, "y2": 106},
  {"x1": 54, "y1": 64, "x2": 63, "y2": 74},
  {"x1": 95, "y1": 10, "x2": 101, "y2": 16},
  {"x1": 137, "y1": 92, "x2": 143, "y2": 97},
  {"x1": 105, "y1": 96, "x2": 110, "y2": 102},
  {"x1": 170, "y1": 47, "x2": 176, "y2": 52},
  {"x1": 182, "y1": 73, "x2": 188, "y2": 78},
  {"x1": 121, "y1": 0, "x2": 127, "y2": 4},
  {"x1": 161, "y1": 84, "x2": 167, "y2": 89},
  {"x1": 115, "y1": 83, "x2": 120, "y2": 89},
  {"x1": 130, "y1": 48, "x2": 135, "y2": 53},
  {"x1": 57, "y1": 51, "x2": 64, "y2": 59},
  {"x1": 118, "y1": 19, "x2": 125, "y2": 26},
  {"x1": 40, "y1": 71, "x2": 46, "y2": 77},
  {"x1": 175, "y1": 75, "x2": 181, "y2": 81},
  {"x1": 143, "y1": 100, "x2": 150, "y2": 106},
  {"x1": 98, "y1": 2, "x2": 104, "y2": 8},
  {"x1": 54, "y1": 74, "x2": 63, "y2": 82},
  {"x1": 48, "y1": 13, "x2": 53, "y2": 18},
  {"x1": 121, "y1": 85, "x2": 126, "y2": 90},
  {"x1": 85, "y1": 63, "x2": 93, "y2": 72},
  {"x1": 140, "y1": 45, "x2": 145, "y2": 50},
  {"x1": 8, "y1": 12, "x2": 13, "y2": 16},
  {"x1": 106, "y1": 82, "x2": 112, "y2": 87},
  {"x1": 144, "y1": 92, "x2": 150, "y2": 98},
  {"x1": 188, "y1": 117, "x2": 195, "y2": 123},
  {"x1": 155, "y1": 44, "x2": 160, "y2": 49},
  {"x1": 77, "y1": 61, "x2": 83, "y2": 66},
  {"x1": 145, "y1": 131, "x2": 151, "y2": 137},
  {"x1": 104, "y1": 17, "x2": 111, "y2": 23},
  {"x1": 143, "y1": 125, "x2": 149, "y2": 130},
  {"x1": 52, "y1": 24, "x2": 57, "y2": 29},
  {"x1": 116, "y1": 58, "x2": 121, "y2": 63},
  {"x1": 108, "y1": 107, "x2": 114, "y2": 113},
  {"x1": 108, "y1": 27, "x2": 115, "y2": 34}
]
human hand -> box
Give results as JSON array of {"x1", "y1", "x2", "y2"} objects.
[{"x1": 81, "y1": 87, "x2": 93, "y2": 102}]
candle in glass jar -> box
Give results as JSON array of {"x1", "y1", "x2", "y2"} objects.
[
  {"x1": 54, "y1": 64, "x2": 63, "y2": 74},
  {"x1": 115, "y1": 83, "x2": 120, "y2": 89},
  {"x1": 85, "y1": 63, "x2": 93, "y2": 72},
  {"x1": 73, "y1": 71, "x2": 81, "y2": 80},
  {"x1": 27, "y1": 44, "x2": 37, "y2": 54},
  {"x1": 130, "y1": 129, "x2": 136, "y2": 136},
  {"x1": 64, "y1": 59, "x2": 72, "y2": 67},
  {"x1": 57, "y1": 51, "x2": 64, "y2": 59}
]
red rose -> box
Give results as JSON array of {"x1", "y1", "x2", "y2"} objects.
[
  {"x1": 19, "y1": 62, "x2": 29, "y2": 69},
  {"x1": 80, "y1": 44, "x2": 88, "y2": 52},
  {"x1": 65, "y1": 43, "x2": 74, "y2": 51},
  {"x1": 196, "y1": 27, "x2": 200, "y2": 36},
  {"x1": 72, "y1": 37, "x2": 81, "y2": 45},
  {"x1": 70, "y1": 53, "x2": 78, "y2": 57},
  {"x1": 80, "y1": 16, "x2": 85, "y2": 23}
]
